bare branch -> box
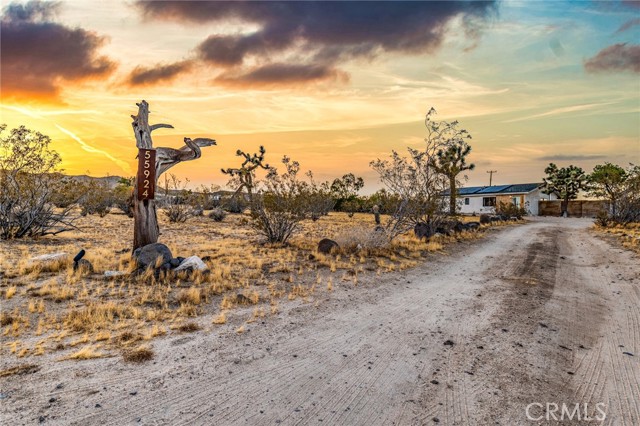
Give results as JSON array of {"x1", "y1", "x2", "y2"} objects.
[{"x1": 150, "y1": 123, "x2": 174, "y2": 132}]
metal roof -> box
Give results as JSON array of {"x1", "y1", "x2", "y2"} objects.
[{"x1": 443, "y1": 183, "x2": 542, "y2": 196}]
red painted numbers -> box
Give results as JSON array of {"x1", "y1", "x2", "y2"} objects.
[{"x1": 137, "y1": 148, "x2": 156, "y2": 200}]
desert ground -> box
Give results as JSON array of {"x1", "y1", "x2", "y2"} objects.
[{"x1": 1, "y1": 215, "x2": 639, "y2": 425}]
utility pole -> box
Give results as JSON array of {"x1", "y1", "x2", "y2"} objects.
[{"x1": 487, "y1": 170, "x2": 497, "y2": 186}]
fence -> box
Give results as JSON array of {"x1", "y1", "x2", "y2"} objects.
[{"x1": 538, "y1": 200, "x2": 608, "y2": 217}]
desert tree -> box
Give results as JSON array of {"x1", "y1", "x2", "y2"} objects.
[
  {"x1": 252, "y1": 156, "x2": 312, "y2": 244},
  {"x1": 426, "y1": 108, "x2": 474, "y2": 215},
  {"x1": 0, "y1": 125, "x2": 77, "y2": 239},
  {"x1": 130, "y1": 100, "x2": 216, "y2": 250},
  {"x1": 587, "y1": 162, "x2": 627, "y2": 217},
  {"x1": 541, "y1": 163, "x2": 587, "y2": 217},
  {"x1": 370, "y1": 108, "x2": 468, "y2": 240},
  {"x1": 615, "y1": 164, "x2": 640, "y2": 224},
  {"x1": 370, "y1": 147, "x2": 448, "y2": 241},
  {"x1": 433, "y1": 142, "x2": 475, "y2": 215},
  {"x1": 330, "y1": 173, "x2": 365, "y2": 216},
  {"x1": 306, "y1": 171, "x2": 335, "y2": 221},
  {"x1": 221, "y1": 145, "x2": 270, "y2": 212}
]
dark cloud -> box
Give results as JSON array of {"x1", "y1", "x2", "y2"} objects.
[
  {"x1": 584, "y1": 43, "x2": 640, "y2": 74},
  {"x1": 215, "y1": 63, "x2": 349, "y2": 88},
  {"x1": 1, "y1": 0, "x2": 116, "y2": 101},
  {"x1": 616, "y1": 17, "x2": 640, "y2": 33},
  {"x1": 134, "y1": 1, "x2": 497, "y2": 88},
  {"x1": 127, "y1": 61, "x2": 193, "y2": 86},
  {"x1": 536, "y1": 154, "x2": 607, "y2": 162}
]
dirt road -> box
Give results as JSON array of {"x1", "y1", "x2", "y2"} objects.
[{"x1": 2, "y1": 217, "x2": 639, "y2": 425}]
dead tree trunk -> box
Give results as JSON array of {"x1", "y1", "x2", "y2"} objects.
[{"x1": 131, "y1": 100, "x2": 216, "y2": 250}]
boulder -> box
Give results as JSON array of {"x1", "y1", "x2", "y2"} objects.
[
  {"x1": 479, "y1": 214, "x2": 491, "y2": 225},
  {"x1": 414, "y1": 222, "x2": 432, "y2": 240},
  {"x1": 133, "y1": 243, "x2": 173, "y2": 270},
  {"x1": 169, "y1": 257, "x2": 186, "y2": 268},
  {"x1": 104, "y1": 270, "x2": 126, "y2": 278},
  {"x1": 73, "y1": 259, "x2": 94, "y2": 275},
  {"x1": 174, "y1": 256, "x2": 208, "y2": 272},
  {"x1": 464, "y1": 222, "x2": 480, "y2": 231},
  {"x1": 317, "y1": 238, "x2": 339, "y2": 254}
]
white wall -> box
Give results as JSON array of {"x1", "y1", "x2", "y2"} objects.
[
  {"x1": 458, "y1": 196, "x2": 493, "y2": 215},
  {"x1": 456, "y1": 189, "x2": 558, "y2": 216}
]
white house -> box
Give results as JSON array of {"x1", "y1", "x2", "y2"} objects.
[{"x1": 447, "y1": 183, "x2": 558, "y2": 216}]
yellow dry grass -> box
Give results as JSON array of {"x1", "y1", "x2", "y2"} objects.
[
  {"x1": 596, "y1": 222, "x2": 640, "y2": 254},
  {"x1": 0, "y1": 209, "x2": 506, "y2": 362}
]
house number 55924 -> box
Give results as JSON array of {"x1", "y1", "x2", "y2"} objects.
[{"x1": 137, "y1": 148, "x2": 156, "y2": 200}]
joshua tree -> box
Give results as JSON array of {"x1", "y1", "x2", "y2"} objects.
[
  {"x1": 541, "y1": 163, "x2": 587, "y2": 217},
  {"x1": 433, "y1": 141, "x2": 475, "y2": 215},
  {"x1": 221, "y1": 145, "x2": 270, "y2": 211}
]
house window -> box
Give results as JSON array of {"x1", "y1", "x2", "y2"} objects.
[
  {"x1": 512, "y1": 197, "x2": 521, "y2": 207},
  {"x1": 464, "y1": 197, "x2": 470, "y2": 205},
  {"x1": 483, "y1": 197, "x2": 496, "y2": 207}
]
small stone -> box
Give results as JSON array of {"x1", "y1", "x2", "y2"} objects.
[
  {"x1": 430, "y1": 380, "x2": 439, "y2": 385},
  {"x1": 443, "y1": 340, "x2": 454, "y2": 346},
  {"x1": 95, "y1": 403, "x2": 102, "y2": 408},
  {"x1": 174, "y1": 256, "x2": 208, "y2": 272},
  {"x1": 622, "y1": 351, "x2": 634, "y2": 356},
  {"x1": 129, "y1": 391, "x2": 137, "y2": 396},
  {"x1": 48, "y1": 397, "x2": 56, "y2": 403}
]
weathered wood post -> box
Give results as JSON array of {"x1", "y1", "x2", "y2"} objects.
[{"x1": 131, "y1": 100, "x2": 216, "y2": 250}]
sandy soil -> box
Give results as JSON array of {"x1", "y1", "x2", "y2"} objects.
[{"x1": 1, "y1": 217, "x2": 638, "y2": 425}]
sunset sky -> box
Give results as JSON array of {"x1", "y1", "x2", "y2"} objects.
[{"x1": 1, "y1": 0, "x2": 639, "y2": 192}]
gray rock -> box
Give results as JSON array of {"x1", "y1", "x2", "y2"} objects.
[
  {"x1": 174, "y1": 256, "x2": 208, "y2": 272},
  {"x1": 464, "y1": 222, "x2": 480, "y2": 231},
  {"x1": 133, "y1": 243, "x2": 173, "y2": 270},
  {"x1": 104, "y1": 271, "x2": 126, "y2": 278},
  {"x1": 479, "y1": 214, "x2": 491, "y2": 224},
  {"x1": 73, "y1": 259, "x2": 94, "y2": 275},
  {"x1": 317, "y1": 238, "x2": 339, "y2": 254},
  {"x1": 414, "y1": 222, "x2": 432, "y2": 240}
]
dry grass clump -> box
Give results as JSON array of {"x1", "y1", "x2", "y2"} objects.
[
  {"x1": 177, "y1": 322, "x2": 200, "y2": 333},
  {"x1": 176, "y1": 287, "x2": 202, "y2": 305},
  {"x1": 122, "y1": 346, "x2": 154, "y2": 363},
  {"x1": 0, "y1": 363, "x2": 40, "y2": 377},
  {"x1": 62, "y1": 345, "x2": 105, "y2": 360},
  {"x1": 212, "y1": 312, "x2": 226, "y2": 325},
  {"x1": 64, "y1": 302, "x2": 140, "y2": 332}
]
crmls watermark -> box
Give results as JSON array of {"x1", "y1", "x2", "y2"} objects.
[{"x1": 526, "y1": 402, "x2": 607, "y2": 422}]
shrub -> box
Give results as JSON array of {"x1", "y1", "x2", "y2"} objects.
[
  {"x1": 79, "y1": 179, "x2": 113, "y2": 217},
  {"x1": 161, "y1": 174, "x2": 197, "y2": 223},
  {"x1": 208, "y1": 208, "x2": 227, "y2": 222},
  {"x1": 251, "y1": 156, "x2": 311, "y2": 244},
  {"x1": 112, "y1": 177, "x2": 134, "y2": 217},
  {"x1": 223, "y1": 195, "x2": 248, "y2": 213},
  {"x1": 595, "y1": 210, "x2": 610, "y2": 227},
  {"x1": 495, "y1": 201, "x2": 527, "y2": 219},
  {"x1": 0, "y1": 125, "x2": 77, "y2": 239}
]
